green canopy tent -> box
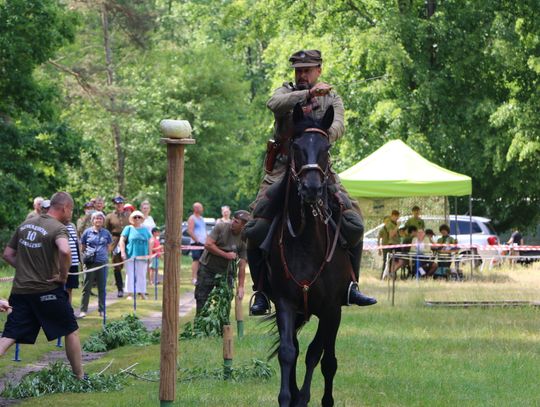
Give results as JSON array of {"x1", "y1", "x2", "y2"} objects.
[
  {"x1": 339, "y1": 139, "x2": 474, "y2": 276},
  {"x1": 339, "y1": 139, "x2": 472, "y2": 197}
]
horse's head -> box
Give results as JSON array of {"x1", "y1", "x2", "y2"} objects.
[{"x1": 289, "y1": 103, "x2": 333, "y2": 204}]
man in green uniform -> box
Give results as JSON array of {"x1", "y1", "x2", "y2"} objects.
[
  {"x1": 76, "y1": 201, "x2": 94, "y2": 235},
  {"x1": 247, "y1": 50, "x2": 376, "y2": 314},
  {"x1": 1, "y1": 192, "x2": 84, "y2": 379},
  {"x1": 105, "y1": 196, "x2": 130, "y2": 297},
  {"x1": 194, "y1": 210, "x2": 249, "y2": 314},
  {"x1": 381, "y1": 210, "x2": 400, "y2": 277},
  {"x1": 405, "y1": 205, "x2": 425, "y2": 231}
]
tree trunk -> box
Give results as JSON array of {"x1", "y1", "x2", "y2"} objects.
[{"x1": 101, "y1": 3, "x2": 125, "y2": 195}]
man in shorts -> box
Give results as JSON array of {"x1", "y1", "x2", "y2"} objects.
[{"x1": 0, "y1": 191, "x2": 84, "y2": 379}]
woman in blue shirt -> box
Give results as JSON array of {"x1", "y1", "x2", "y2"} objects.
[
  {"x1": 119, "y1": 210, "x2": 152, "y2": 300},
  {"x1": 79, "y1": 212, "x2": 113, "y2": 318}
]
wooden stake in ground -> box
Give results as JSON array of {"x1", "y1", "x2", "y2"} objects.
[
  {"x1": 235, "y1": 292, "x2": 244, "y2": 339},
  {"x1": 223, "y1": 324, "x2": 234, "y2": 380},
  {"x1": 159, "y1": 120, "x2": 194, "y2": 406}
]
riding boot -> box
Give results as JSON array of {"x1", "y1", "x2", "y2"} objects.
[
  {"x1": 247, "y1": 248, "x2": 271, "y2": 315},
  {"x1": 348, "y1": 242, "x2": 377, "y2": 306}
]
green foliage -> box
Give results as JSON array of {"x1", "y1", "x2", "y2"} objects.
[
  {"x1": 82, "y1": 314, "x2": 160, "y2": 352},
  {"x1": 0, "y1": 0, "x2": 83, "y2": 247},
  {"x1": 2, "y1": 0, "x2": 538, "y2": 237},
  {"x1": 180, "y1": 272, "x2": 234, "y2": 339},
  {"x1": 135, "y1": 358, "x2": 274, "y2": 382},
  {"x1": 1, "y1": 361, "x2": 126, "y2": 399}
]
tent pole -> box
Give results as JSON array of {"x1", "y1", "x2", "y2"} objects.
[
  {"x1": 444, "y1": 196, "x2": 448, "y2": 225},
  {"x1": 454, "y1": 197, "x2": 458, "y2": 240},
  {"x1": 469, "y1": 195, "x2": 473, "y2": 279}
]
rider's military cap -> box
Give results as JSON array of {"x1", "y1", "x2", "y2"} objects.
[{"x1": 289, "y1": 50, "x2": 323, "y2": 68}]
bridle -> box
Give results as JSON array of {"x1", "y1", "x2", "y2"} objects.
[
  {"x1": 278, "y1": 126, "x2": 344, "y2": 321},
  {"x1": 289, "y1": 128, "x2": 331, "y2": 183}
]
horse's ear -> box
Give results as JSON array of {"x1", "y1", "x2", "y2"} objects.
[
  {"x1": 320, "y1": 106, "x2": 334, "y2": 130},
  {"x1": 292, "y1": 103, "x2": 304, "y2": 124}
]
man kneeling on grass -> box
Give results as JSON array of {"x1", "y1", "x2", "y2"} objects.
[{"x1": 0, "y1": 192, "x2": 85, "y2": 379}]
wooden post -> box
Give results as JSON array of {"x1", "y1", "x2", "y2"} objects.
[
  {"x1": 235, "y1": 293, "x2": 244, "y2": 339},
  {"x1": 223, "y1": 324, "x2": 234, "y2": 380},
  {"x1": 159, "y1": 119, "x2": 194, "y2": 406}
]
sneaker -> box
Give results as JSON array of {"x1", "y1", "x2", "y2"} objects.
[
  {"x1": 117, "y1": 291, "x2": 124, "y2": 298},
  {"x1": 126, "y1": 295, "x2": 133, "y2": 300},
  {"x1": 77, "y1": 312, "x2": 87, "y2": 319}
]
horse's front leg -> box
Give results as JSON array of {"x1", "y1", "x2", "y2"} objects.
[
  {"x1": 321, "y1": 308, "x2": 341, "y2": 407},
  {"x1": 276, "y1": 299, "x2": 298, "y2": 407},
  {"x1": 296, "y1": 316, "x2": 325, "y2": 406}
]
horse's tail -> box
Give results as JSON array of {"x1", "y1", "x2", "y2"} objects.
[{"x1": 264, "y1": 312, "x2": 307, "y2": 360}]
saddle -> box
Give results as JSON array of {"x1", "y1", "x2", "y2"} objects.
[{"x1": 245, "y1": 181, "x2": 364, "y2": 251}]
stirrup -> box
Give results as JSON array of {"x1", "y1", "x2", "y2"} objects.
[
  {"x1": 248, "y1": 291, "x2": 272, "y2": 316},
  {"x1": 346, "y1": 282, "x2": 359, "y2": 306}
]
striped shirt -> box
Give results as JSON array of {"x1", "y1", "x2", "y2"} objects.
[{"x1": 66, "y1": 223, "x2": 80, "y2": 266}]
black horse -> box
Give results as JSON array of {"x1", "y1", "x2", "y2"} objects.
[{"x1": 268, "y1": 104, "x2": 353, "y2": 407}]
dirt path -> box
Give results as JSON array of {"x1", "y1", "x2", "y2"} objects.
[{"x1": 0, "y1": 291, "x2": 196, "y2": 406}]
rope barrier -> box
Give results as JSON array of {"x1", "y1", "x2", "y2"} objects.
[{"x1": 366, "y1": 243, "x2": 540, "y2": 251}]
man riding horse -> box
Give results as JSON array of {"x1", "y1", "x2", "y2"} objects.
[{"x1": 247, "y1": 49, "x2": 376, "y2": 315}]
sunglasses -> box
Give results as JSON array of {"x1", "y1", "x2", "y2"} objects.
[{"x1": 133, "y1": 216, "x2": 143, "y2": 219}]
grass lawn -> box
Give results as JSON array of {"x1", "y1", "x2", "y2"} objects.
[{"x1": 1, "y1": 261, "x2": 540, "y2": 406}]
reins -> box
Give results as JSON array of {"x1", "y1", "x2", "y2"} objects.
[{"x1": 278, "y1": 127, "x2": 343, "y2": 321}]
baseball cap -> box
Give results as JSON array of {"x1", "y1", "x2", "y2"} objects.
[
  {"x1": 233, "y1": 210, "x2": 251, "y2": 223},
  {"x1": 124, "y1": 203, "x2": 135, "y2": 212},
  {"x1": 41, "y1": 200, "x2": 51, "y2": 209},
  {"x1": 83, "y1": 201, "x2": 94, "y2": 209},
  {"x1": 289, "y1": 50, "x2": 322, "y2": 68},
  {"x1": 112, "y1": 196, "x2": 125, "y2": 204}
]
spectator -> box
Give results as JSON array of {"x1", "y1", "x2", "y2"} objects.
[
  {"x1": 381, "y1": 210, "x2": 400, "y2": 277},
  {"x1": 119, "y1": 210, "x2": 152, "y2": 300},
  {"x1": 124, "y1": 203, "x2": 135, "y2": 215},
  {"x1": 79, "y1": 212, "x2": 112, "y2": 318},
  {"x1": 187, "y1": 202, "x2": 207, "y2": 285},
  {"x1": 149, "y1": 227, "x2": 163, "y2": 285},
  {"x1": 388, "y1": 225, "x2": 415, "y2": 276},
  {"x1": 77, "y1": 202, "x2": 95, "y2": 235},
  {"x1": 216, "y1": 205, "x2": 232, "y2": 224},
  {"x1": 377, "y1": 216, "x2": 390, "y2": 256},
  {"x1": 93, "y1": 197, "x2": 105, "y2": 213},
  {"x1": 405, "y1": 205, "x2": 425, "y2": 231},
  {"x1": 425, "y1": 229, "x2": 435, "y2": 243},
  {"x1": 105, "y1": 195, "x2": 130, "y2": 298},
  {"x1": 507, "y1": 227, "x2": 524, "y2": 265},
  {"x1": 411, "y1": 229, "x2": 438, "y2": 277},
  {"x1": 1, "y1": 192, "x2": 84, "y2": 379},
  {"x1": 65, "y1": 221, "x2": 81, "y2": 304},
  {"x1": 435, "y1": 224, "x2": 458, "y2": 270},
  {"x1": 195, "y1": 210, "x2": 249, "y2": 314},
  {"x1": 140, "y1": 200, "x2": 156, "y2": 233},
  {"x1": 26, "y1": 196, "x2": 44, "y2": 219},
  {"x1": 41, "y1": 199, "x2": 51, "y2": 214}
]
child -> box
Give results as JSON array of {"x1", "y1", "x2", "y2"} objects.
[{"x1": 149, "y1": 227, "x2": 163, "y2": 285}]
